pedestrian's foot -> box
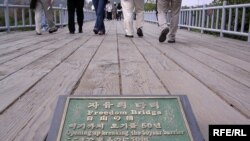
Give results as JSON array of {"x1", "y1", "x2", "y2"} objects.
[
  {"x1": 93, "y1": 29, "x2": 98, "y2": 34},
  {"x1": 125, "y1": 34, "x2": 134, "y2": 38},
  {"x1": 98, "y1": 31, "x2": 105, "y2": 35},
  {"x1": 69, "y1": 31, "x2": 75, "y2": 34},
  {"x1": 168, "y1": 39, "x2": 176, "y2": 43},
  {"x1": 36, "y1": 32, "x2": 42, "y2": 35},
  {"x1": 159, "y1": 27, "x2": 169, "y2": 42},
  {"x1": 49, "y1": 27, "x2": 58, "y2": 33},
  {"x1": 137, "y1": 28, "x2": 143, "y2": 37}
]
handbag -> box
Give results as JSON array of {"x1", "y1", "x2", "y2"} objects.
[{"x1": 30, "y1": 0, "x2": 37, "y2": 9}]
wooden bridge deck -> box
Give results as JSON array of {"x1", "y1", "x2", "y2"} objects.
[{"x1": 0, "y1": 21, "x2": 250, "y2": 141}]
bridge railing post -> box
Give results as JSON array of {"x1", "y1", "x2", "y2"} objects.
[
  {"x1": 188, "y1": 7, "x2": 192, "y2": 31},
  {"x1": 220, "y1": 1, "x2": 227, "y2": 37},
  {"x1": 4, "y1": 1, "x2": 10, "y2": 32},
  {"x1": 201, "y1": 5, "x2": 206, "y2": 34},
  {"x1": 59, "y1": 4, "x2": 63, "y2": 27},
  {"x1": 248, "y1": 20, "x2": 250, "y2": 43},
  {"x1": 29, "y1": 8, "x2": 32, "y2": 26}
]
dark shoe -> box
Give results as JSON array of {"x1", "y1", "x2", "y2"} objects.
[
  {"x1": 49, "y1": 27, "x2": 58, "y2": 33},
  {"x1": 137, "y1": 28, "x2": 143, "y2": 37},
  {"x1": 69, "y1": 31, "x2": 75, "y2": 34},
  {"x1": 36, "y1": 32, "x2": 42, "y2": 35},
  {"x1": 159, "y1": 27, "x2": 169, "y2": 42},
  {"x1": 168, "y1": 39, "x2": 176, "y2": 43},
  {"x1": 125, "y1": 34, "x2": 133, "y2": 38},
  {"x1": 93, "y1": 29, "x2": 98, "y2": 34}
]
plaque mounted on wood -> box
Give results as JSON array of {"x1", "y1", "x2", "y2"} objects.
[{"x1": 46, "y1": 95, "x2": 203, "y2": 141}]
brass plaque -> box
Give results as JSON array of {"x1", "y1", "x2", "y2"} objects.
[{"x1": 53, "y1": 96, "x2": 198, "y2": 141}]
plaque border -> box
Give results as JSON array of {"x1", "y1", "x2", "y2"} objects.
[{"x1": 46, "y1": 95, "x2": 203, "y2": 141}]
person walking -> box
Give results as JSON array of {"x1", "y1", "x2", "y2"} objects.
[
  {"x1": 31, "y1": 0, "x2": 58, "y2": 34},
  {"x1": 116, "y1": 3, "x2": 122, "y2": 21},
  {"x1": 106, "y1": 1, "x2": 112, "y2": 20},
  {"x1": 157, "y1": 0, "x2": 182, "y2": 43},
  {"x1": 67, "y1": 0, "x2": 84, "y2": 34},
  {"x1": 112, "y1": 3, "x2": 117, "y2": 20},
  {"x1": 92, "y1": 0, "x2": 108, "y2": 35},
  {"x1": 30, "y1": 0, "x2": 42, "y2": 35},
  {"x1": 121, "y1": 0, "x2": 144, "y2": 38}
]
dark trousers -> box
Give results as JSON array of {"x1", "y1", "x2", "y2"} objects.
[
  {"x1": 107, "y1": 12, "x2": 112, "y2": 20},
  {"x1": 67, "y1": 0, "x2": 84, "y2": 32},
  {"x1": 92, "y1": 0, "x2": 106, "y2": 33}
]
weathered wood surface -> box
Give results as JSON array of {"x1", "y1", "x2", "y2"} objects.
[{"x1": 0, "y1": 21, "x2": 249, "y2": 141}]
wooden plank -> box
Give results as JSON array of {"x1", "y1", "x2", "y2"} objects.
[
  {"x1": 0, "y1": 29, "x2": 65, "y2": 64},
  {"x1": 175, "y1": 45, "x2": 250, "y2": 87},
  {"x1": 0, "y1": 34, "x2": 87, "y2": 113},
  {"x1": 0, "y1": 35, "x2": 73, "y2": 80},
  {"x1": 74, "y1": 21, "x2": 120, "y2": 95},
  {"x1": 117, "y1": 22, "x2": 168, "y2": 95},
  {"x1": 0, "y1": 29, "x2": 65, "y2": 58},
  {"x1": 0, "y1": 23, "x2": 94, "y2": 79},
  {"x1": 131, "y1": 35, "x2": 250, "y2": 141},
  {"x1": 7, "y1": 33, "x2": 104, "y2": 141},
  {"x1": 0, "y1": 31, "x2": 34, "y2": 44},
  {"x1": 179, "y1": 29, "x2": 250, "y2": 51},
  {"x1": 0, "y1": 37, "x2": 42, "y2": 49},
  {"x1": 165, "y1": 30, "x2": 250, "y2": 72},
  {"x1": 177, "y1": 31, "x2": 250, "y2": 62},
  {"x1": 193, "y1": 47, "x2": 250, "y2": 72}
]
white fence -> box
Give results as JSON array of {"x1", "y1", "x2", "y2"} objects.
[
  {"x1": 0, "y1": 3, "x2": 96, "y2": 32},
  {"x1": 144, "y1": 2, "x2": 250, "y2": 42}
]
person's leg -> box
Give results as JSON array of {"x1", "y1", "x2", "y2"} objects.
[
  {"x1": 39, "y1": 0, "x2": 57, "y2": 32},
  {"x1": 35, "y1": 1, "x2": 43, "y2": 34},
  {"x1": 134, "y1": 0, "x2": 144, "y2": 29},
  {"x1": 134, "y1": 0, "x2": 144, "y2": 37},
  {"x1": 121, "y1": 0, "x2": 134, "y2": 36},
  {"x1": 96, "y1": 0, "x2": 106, "y2": 34},
  {"x1": 76, "y1": 0, "x2": 84, "y2": 33},
  {"x1": 67, "y1": 0, "x2": 75, "y2": 33},
  {"x1": 157, "y1": 0, "x2": 170, "y2": 42},
  {"x1": 100, "y1": 7, "x2": 106, "y2": 34},
  {"x1": 92, "y1": 0, "x2": 98, "y2": 33},
  {"x1": 168, "y1": 0, "x2": 182, "y2": 42},
  {"x1": 108, "y1": 12, "x2": 112, "y2": 20},
  {"x1": 157, "y1": 0, "x2": 169, "y2": 29}
]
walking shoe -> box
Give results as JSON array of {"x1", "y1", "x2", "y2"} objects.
[
  {"x1": 36, "y1": 32, "x2": 42, "y2": 35},
  {"x1": 93, "y1": 28, "x2": 98, "y2": 34},
  {"x1": 137, "y1": 28, "x2": 143, "y2": 37},
  {"x1": 159, "y1": 27, "x2": 169, "y2": 42},
  {"x1": 168, "y1": 39, "x2": 176, "y2": 43},
  {"x1": 48, "y1": 27, "x2": 58, "y2": 33},
  {"x1": 125, "y1": 34, "x2": 134, "y2": 38}
]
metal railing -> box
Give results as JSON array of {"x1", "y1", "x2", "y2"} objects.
[
  {"x1": 0, "y1": 3, "x2": 96, "y2": 32},
  {"x1": 144, "y1": 2, "x2": 250, "y2": 42}
]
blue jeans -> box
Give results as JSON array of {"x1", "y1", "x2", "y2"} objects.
[{"x1": 92, "y1": 0, "x2": 106, "y2": 33}]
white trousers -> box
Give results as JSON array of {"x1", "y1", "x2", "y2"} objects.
[
  {"x1": 157, "y1": 0, "x2": 182, "y2": 40},
  {"x1": 35, "y1": 2, "x2": 43, "y2": 33},
  {"x1": 37, "y1": 0, "x2": 55, "y2": 29},
  {"x1": 121, "y1": 0, "x2": 144, "y2": 36}
]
